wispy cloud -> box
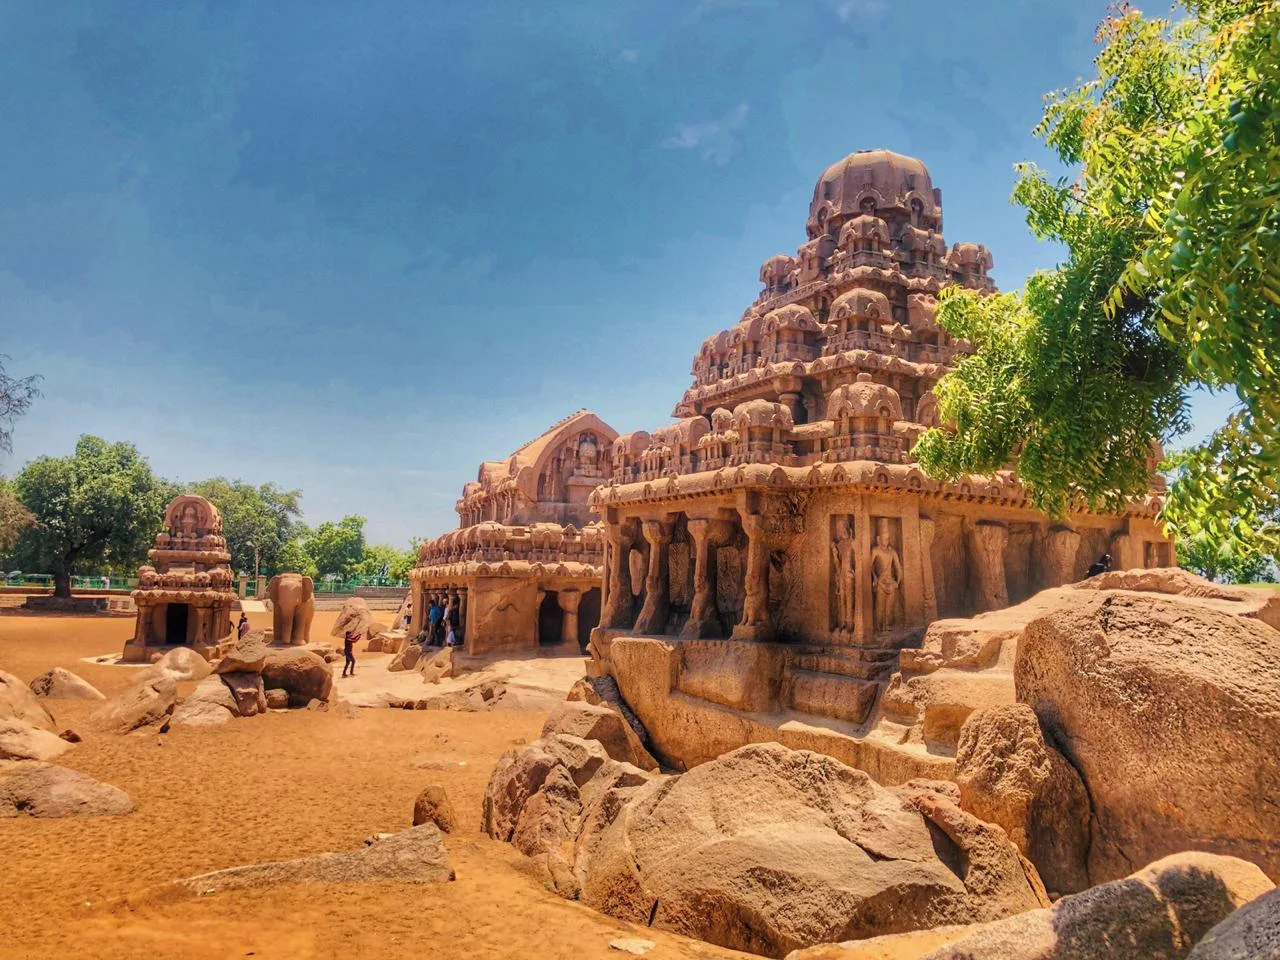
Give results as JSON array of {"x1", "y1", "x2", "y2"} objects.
[
  {"x1": 619, "y1": 48, "x2": 639, "y2": 64},
  {"x1": 662, "y1": 103, "x2": 749, "y2": 166},
  {"x1": 830, "y1": 0, "x2": 886, "y2": 21}
]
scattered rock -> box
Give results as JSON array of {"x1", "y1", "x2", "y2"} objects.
[
  {"x1": 173, "y1": 823, "x2": 454, "y2": 892},
  {"x1": 568, "y1": 674, "x2": 649, "y2": 743},
  {"x1": 572, "y1": 742, "x2": 1047, "y2": 958},
  {"x1": 0, "y1": 763, "x2": 134, "y2": 818},
  {"x1": 387, "y1": 643, "x2": 423, "y2": 672},
  {"x1": 1015, "y1": 589, "x2": 1280, "y2": 883},
  {"x1": 90, "y1": 675, "x2": 177, "y2": 734},
  {"x1": 144, "y1": 647, "x2": 213, "y2": 683},
  {"x1": 0, "y1": 718, "x2": 73, "y2": 761},
  {"x1": 261, "y1": 649, "x2": 333, "y2": 708},
  {"x1": 214, "y1": 631, "x2": 268, "y2": 674},
  {"x1": 172, "y1": 676, "x2": 236, "y2": 726},
  {"x1": 541, "y1": 701, "x2": 658, "y2": 772},
  {"x1": 265, "y1": 688, "x2": 289, "y2": 710},
  {"x1": 329, "y1": 699, "x2": 361, "y2": 719},
  {"x1": 1188, "y1": 886, "x2": 1280, "y2": 960},
  {"x1": 412, "y1": 784, "x2": 459, "y2": 833},
  {"x1": 609, "y1": 938, "x2": 656, "y2": 956},
  {"x1": 59, "y1": 728, "x2": 82, "y2": 743},
  {"x1": 954, "y1": 704, "x2": 1091, "y2": 894},
  {"x1": 220, "y1": 672, "x2": 267, "y2": 717},
  {"x1": 0, "y1": 669, "x2": 57, "y2": 731},
  {"x1": 28, "y1": 668, "x2": 105, "y2": 701},
  {"x1": 418, "y1": 646, "x2": 455, "y2": 683}
]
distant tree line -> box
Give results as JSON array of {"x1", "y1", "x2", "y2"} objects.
[{"x1": 0, "y1": 430, "x2": 418, "y2": 598}]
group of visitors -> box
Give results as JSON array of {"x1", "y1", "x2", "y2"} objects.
[{"x1": 425, "y1": 595, "x2": 461, "y2": 648}]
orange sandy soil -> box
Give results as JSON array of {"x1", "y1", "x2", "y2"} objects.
[{"x1": 0, "y1": 610, "x2": 753, "y2": 960}]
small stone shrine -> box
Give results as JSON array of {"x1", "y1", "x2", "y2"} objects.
[{"x1": 124, "y1": 494, "x2": 238, "y2": 663}]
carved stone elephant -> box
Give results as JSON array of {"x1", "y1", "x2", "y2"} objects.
[{"x1": 268, "y1": 573, "x2": 314, "y2": 647}]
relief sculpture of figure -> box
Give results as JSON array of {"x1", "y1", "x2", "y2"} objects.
[
  {"x1": 830, "y1": 517, "x2": 856, "y2": 630},
  {"x1": 870, "y1": 519, "x2": 903, "y2": 633}
]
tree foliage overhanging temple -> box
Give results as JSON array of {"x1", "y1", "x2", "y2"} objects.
[{"x1": 914, "y1": 0, "x2": 1279, "y2": 565}]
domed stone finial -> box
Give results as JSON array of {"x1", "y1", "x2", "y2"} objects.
[{"x1": 857, "y1": 372, "x2": 873, "y2": 382}]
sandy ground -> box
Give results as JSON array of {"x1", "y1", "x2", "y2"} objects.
[{"x1": 0, "y1": 610, "x2": 753, "y2": 960}]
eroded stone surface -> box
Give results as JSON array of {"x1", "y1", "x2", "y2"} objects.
[
  {"x1": 28, "y1": 668, "x2": 105, "y2": 701},
  {"x1": 0, "y1": 763, "x2": 134, "y2": 818}
]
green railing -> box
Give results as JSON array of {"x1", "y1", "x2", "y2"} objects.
[
  {"x1": 2, "y1": 575, "x2": 139, "y2": 590},
  {"x1": 314, "y1": 577, "x2": 410, "y2": 594}
]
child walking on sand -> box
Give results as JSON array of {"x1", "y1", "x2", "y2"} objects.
[{"x1": 342, "y1": 630, "x2": 358, "y2": 677}]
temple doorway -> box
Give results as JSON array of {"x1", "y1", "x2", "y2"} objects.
[
  {"x1": 165, "y1": 603, "x2": 190, "y2": 644},
  {"x1": 538, "y1": 591, "x2": 563, "y2": 646},
  {"x1": 577, "y1": 587, "x2": 601, "y2": 651}
]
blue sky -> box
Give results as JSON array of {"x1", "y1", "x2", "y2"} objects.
[{"x1": 1, "y1": 0, "x2": 1233, "y2": 546}]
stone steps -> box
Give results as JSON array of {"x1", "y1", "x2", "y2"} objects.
[
  {"x1": 791, "y1": 646, "x2": 900, "y2": 682},
  {"x1": 785, "y1": 669, "x2": 880, "y2": 725}
]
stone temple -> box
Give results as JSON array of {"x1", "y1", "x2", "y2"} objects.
[
  {"x1": 587, "y1": 149, "x2": 1173, "y2": 727},
  {"x1": 409, "y1": 410, "x2": 618, "y2": 656}
]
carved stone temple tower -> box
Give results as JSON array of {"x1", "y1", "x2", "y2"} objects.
[{"x1": 587, "y1": 149, "x2": 1172, "y2": 726}]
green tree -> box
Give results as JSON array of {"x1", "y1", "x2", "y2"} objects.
[
  {"x1": 275, "y1": 527, "x2": 318, "y2": 579},
  {"x1": 303, "y1": 515, "x2": 366, "y2": 579},
  {"x1": 0, "y1": 355, "x2": 40, "y2": 455},
  {"x1": 355, "y1": 542, "x2": 417, "y2": 582},
  {"x1": 188, "y1": 478, "x2": 304, "y2": 577},
  {"x1": 0, "y1": 475, "x2": 35, "y2": 561},
  {"x1": 915, "y1": 0, "x2": 1279, "y2": 551},
  {"x1": 1177, "y1": 526, "x2": 1277, "y2": 583},
  {"x1": 11, "y1": 435, "x2": 172, "y2": 597}
]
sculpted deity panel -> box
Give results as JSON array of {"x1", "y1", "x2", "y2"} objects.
[
  {"x1": 870, "y1": 516, "x2": 904, "y2": 634},
  {"x1": 829, "y1": 516, "x2": 857, "y2": 632}
]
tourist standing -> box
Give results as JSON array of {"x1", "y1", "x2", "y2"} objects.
[
  {"x1": 237, "y1": 612, "x2": 250, "y2": 639},
  {"x1": 341, "y1": 630, "x2": 358, "y2": 677},
  {"x1": 1086, "y1": 553, "x2": 1112, "y2": 578},
  {"x1": 428, "y1": 597, "x2": 444, "y2": 645},
  {"x1": 446, "y1": 597, "x2": 461, "y2": 647}
]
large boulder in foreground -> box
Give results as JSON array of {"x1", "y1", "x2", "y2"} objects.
[
  {"x1": 0, "y1": 669, "x2": 56, "y2": 731},
  {"x1": 1015, "y1": 586, "x2": 1280, "y2": 883},
  {"x1": 214, "y1": 631, "x2": 268, "y2": 675},
  {"x1": 90, "y1": 675, "x2": 177, "y2": 734},
  {"x1": 144, "y1": 647, "x2": 213, "y2": 683},
  {"x1": 0, "y1": 763, "x2": 134, "y2": 818},
  {"x1": 28, "y1": 667, "x2": 105, "y2": 701},
  {"x1": 541, "y1": 701, "x2": 658, "y2": 772},
  {"x1": 260, "y1": 649, "x2": 333, "y2": 708},
  {"x1": 0, "y1": 718, "x2": 73, "y2": 761},
  {"x1": 954, "y1": 704, "x2": 1090, "y2": 894},
  {"x1": 573, "y1": 742, "x2": 1047, "y2": 958},
  {"x1": 174, "y1": 823, "x2": 453, "y2": 892},
  {"x1": 1187, "y1": 887, "x2": 1280, "y2": 960},
  {"x1": 787, "y1": 852, "x2": 1273, "y2": 960},
  {"x1": 567, "y1": 674, "x2": 649, "y2": 743}
]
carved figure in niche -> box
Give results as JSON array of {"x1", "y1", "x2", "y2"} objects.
[
  {"x1": 179, "y1": 503, "x2": 198, "y2": 540},
  {"x1": 870, "y1": 519, "x2": 903, "y2": 632},
  {"x1": 830, "y1": 516, "x2": 856, "y2": 630},
  {"x1": 860, "y1": 196, "x2": 876, "y2": 215},
  {"x1": 577, "y1": 432, "x2": 599, "y2": 475}
]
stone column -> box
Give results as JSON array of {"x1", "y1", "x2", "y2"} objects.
[
  {"x1": 634, "y1": 519, "x2": 673, "y2": 635},
  {"x1": 1042, "y1": 526, "x2": 1081, "y2": 587},
  {"x1": 458, "y1": 587, "x2": 468, "y2": 639},
  {"x1": 967, "y1": 521, "x2": 1010, "y2": 612},
  {"x1": 559, "y1": 589, "x2": 581, "y2": 646},
  {"x1": 734, "y1": 513, "x2": 773, "y2": 641},
  {"x1": 535, "y1": 587, "x2": 546, "y2": 645},
  {"x1": 237, "y1": 575, "x2": 248, "y2": 599},
  {"x1": 408, "y1": 579, "x2": 425, "y2": 636},
  {"x1": 683, "y1": 518, "x2": 720, "y2": 639},
  {"x1": 919, "y1": 516, "x2": 938, "y2": 623},
  {"x1": 601, "y1": 522, "x2": 636, "y2": 629}
]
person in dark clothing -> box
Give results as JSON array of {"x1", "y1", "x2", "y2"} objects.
[
  {"x1": 1086, "y1": 553, "x2": 1112, "y2": 578},
  {"x1": 428, "y1": 598, "x2": 444, "y2": 646},
  {"x1": 446, "y1": 598, "x2": 461, "y2": 647},
  {"x1": 237, "y1": 613, "x2": 250, "y2": 639},
  {"x1": 341, "y1": 630, "x2": 358, "y2": 677}
]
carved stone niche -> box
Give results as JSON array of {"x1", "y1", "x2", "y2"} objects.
[
  {"x1": 829, "y1": 515, "x2": 857, "y2": 637},
  {"x1": 716, "y1": 541, "x2": 745, "y2": 630},
  {"x1": 869, "y1": 516, "x2": 904, "y2": 635},
  {"x1": 967, "y1": 520, "x2": 1010, "y2": 612},
  {"x1": 628, "y1": 547, "x2": 646, "y2": 598},
  {"x1": 1042, "y1": 525, "x2": 1081, "y2": 588}
]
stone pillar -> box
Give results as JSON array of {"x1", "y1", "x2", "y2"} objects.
[
  {"x1": 634, "y1": 519, "x2": 673, "y2": 635},
  {"x1": 967, "y1": 521, "x2": 1010, "y2": 612},
  {"x1": 1043, "y1": 526, "x2": 1081, "y2": 587},
  {"x1": 559, "y1": 589, "x2": 581, "y2": 647},
  {"x1": 408, "y1": 580, "x2": 424, "y2": 636},
  {"x1": 919, "y1": 516, "x2": 938, "y2": 623},
  {"x1": 601, "y1": 522, "x2": 636, "y2": 629},
  {"x1": 734, "y1": 513, "x2": 773, "y2": 641},
  {"x1": 683, "y1": 518, "x2": 721, "y2": 639},
  {"x1": 237, "y1": 575, "x2": 248, "y2": 599},
  {"x1": 458, "y1": 587, "x2": 468, "y2": 639}
]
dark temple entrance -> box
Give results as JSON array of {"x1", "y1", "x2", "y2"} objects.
[
  {"x1": 578, "y1": 587, "x2": 601, "y2": 651},
  {"x1": 538, "y1": 590, "x2": 563, "y2": 646},
  {"x1": 165, "y1": 603, "x2": 190, "y2": 644}
]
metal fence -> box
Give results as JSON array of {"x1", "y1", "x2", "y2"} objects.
[{"x1": 2, "y1": 574, "x2": 409, "y2": 594}]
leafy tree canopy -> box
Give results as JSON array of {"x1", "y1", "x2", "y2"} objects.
[
  {"x1": 0, "y1": 355, "x2": 40, "y2": 456},
  {"x1": 11, "y1": 435, "x2": 173, "y2": 596},
  {"x1": 188, "y1": 478, "x2": 304, "y2": 577},
  {"x1": 915, "y1": 0, "x2": 1279, "y2": 554},
  {"x1": 355, "y1": 542, "x2": 417, "y2": 582},
  {"x1": 303, "y1": 515, "x2": 366, "y2": 580},
  {"x1": 0, "y1": 475, "x2": 35, "y2": 559}
]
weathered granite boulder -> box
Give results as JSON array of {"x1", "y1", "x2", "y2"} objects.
[
  {"x1": 90, "y1": 675, "x2": 177, "y2": 734},
  {"x1": 265, "y1": 688, "x2": 289, "y2": 710},
  {"x1": 1015, "y1": 588, "x2": 1280, "y2": 883},
  {"x1": 418, "y1": 646, "x2": 455, "y2": 683},
  {"x1": 260, "y1": 649, "x2": 333, "y2": 707},
  {"x1": 1187, "y1": 887, "x2": 1280, "y2": 960},
  {"x1": 572, "y1": 742, "x2": 1047, "y2": 958},
  {"x1": 388, "y1": 643, "x2": 423, "y2": 672},
  {"x1": 0, "y1": 718, "x2": 73, "y2": 760},
  {"x1": 0, "y1": 763, "x2": 134, "y2": 818},
  {"x1": 171, "y1": 676, "x2": 237, "y2": 726},
  {"x1": 221, "y1": 672, "x2": 267, "y2": 717},
  {"x1": 954, "y1": 704, "x2": 1090, "y2": 894},
  {"x1": 541, "y1": 701, "x2": 658, "y2": 772},
  {"x1": 567, "y1": 674, "x2": 648, "y2": 743},
  {"x1": 214, "y1": 631, "x2": 268, "y2": 674},
  {"x1": 145, "y1": 647, "x2": 213, "y2": 683},
  {"x1": 28, "y1": 667, "x2": 105, "y2": 701},
  {"x1": 173, "y1": 823, "x2": 454, "y2": 892},
  {"x1": 412, "y1": 783, "x2": 459, "y2": 833},
  {"x1": 0, "y1": 669, "x2": 56, "y2": 730}
]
